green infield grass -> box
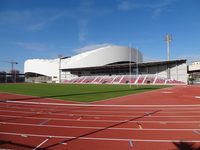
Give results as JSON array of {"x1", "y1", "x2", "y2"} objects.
[{"x1": 0, "y1": 83, "x2": 170, "y2": 102}]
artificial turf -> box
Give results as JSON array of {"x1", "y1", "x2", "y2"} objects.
[{"x1": 0, "y1": 83, "x2": 169, "y2": 102}]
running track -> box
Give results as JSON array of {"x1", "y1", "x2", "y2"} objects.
[{"x1": 0, "y1": 85, "x2": 200, "y2": 150}]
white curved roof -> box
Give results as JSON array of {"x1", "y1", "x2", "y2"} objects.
[
  {"x1": 61, "y1": 45, "x2": 143, "y2": 69},
  {"x1": 24, "y1": 59, "x2": 59, "y2": 77},
  {"x1": 24, "y1": 45, "x2": 143, "y2": 77}
]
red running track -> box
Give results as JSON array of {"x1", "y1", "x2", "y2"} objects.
[{"x1": 0, "y1": 85, "x2": 200, "y2": 149}]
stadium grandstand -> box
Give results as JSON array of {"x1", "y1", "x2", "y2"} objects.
[{"x1": 24, "y1": 45, "x2": 187, "y2": 84}]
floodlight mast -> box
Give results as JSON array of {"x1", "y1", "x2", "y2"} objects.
[
  {"x1": 129, "y1": 44, "x2": 131, "y2": 88},
  {"x1": 0, "y1": 60, "x2": 18, "y2": 83},
  {"x1": 11, "y1": 61, "x2": 18, "y2": 83},
  {"x1": 58, "y1": 55, "x2": 63, "y2": 83},
  {"x1": 165, "y1": 34, "x2": 172, "y2": 61},
  {"x1": 136, "y1": 48, "x2": 139, "y2": 87},
  {"x1": 165, "y1": 34, "x2": 172, "y2": 79}
]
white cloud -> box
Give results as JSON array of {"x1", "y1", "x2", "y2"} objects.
[
  {"x1": 117, "y1": 0, "x2": 178, "y2": 18},
  {"x1": 143, "y1": 55, "x2": 162, "y2": 62},
  {"x1": 117, "y1": 0, "x2": 138, "y2": 11},
  {"x1": 0, "y1": 1, "x2": 113, "y2": 41},
  {"x1": 27, "y1": 22, "x2": 46, "y2": 31},
  {"x1": 0, "y1": 10, "x2": 32, "y2": 24},
  {"x1": 26, "y1": 12, "x2": 68, "y2": 32},
  {"x1": 74, "y1": 43, "x2": 112, "y2": 54},
  {"x1": 76, "y1": 0, "x2": 113, "y2": 43},
  {"x1": 152, "y1": 8, "x2": 163, "y2": 18},
  {"x1": 0, "y1": 9, "x2": 69, "y2": 32},
  {"x1": 14, "y1": 42, "x2": 52, "y2": 52},
  {"x1": 78, "y1": 19, "x2": 89, "y2": 42}
]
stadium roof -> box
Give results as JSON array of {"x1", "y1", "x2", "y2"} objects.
[{"x1": 62, "y1": 59, "x2": 187, "y2": 71}]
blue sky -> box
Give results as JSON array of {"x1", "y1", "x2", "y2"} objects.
[{"x1": 0, "y1": 0, "x2": 200, "y2": 72}]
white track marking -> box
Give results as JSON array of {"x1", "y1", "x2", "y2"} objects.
[
  {"x1": 129, "y1": 140, "x2": 134, "y2": 147},
  {"x1": 6, "y1": 100, "x2": 200, "y2": 108},
  {"x1": 4, "y1": 103, "x2": 200, "y2": 110},
  {"x1": 39, "y1": 119, "x2": 51, "y2": 125},
  {"x1": 2, "y1": 109, "x2": 200, "y2": 118},
  {"x1": 0, "y1": 105, "x2": 56, "y2": 112},
  {"x1": 3, "y1": 107, "x2": 200, "y2": 116},
  {"x1": 1, "y1": 131, "x2": 200, "y2": 143},
  {"x1": 21, "y1": 134, "x2": 28, "y2": 138},
  {"x1": 138, "y1": 125, "x2": 143, "y2": 129},
  {"x1": 193, "y1": 130, "x2": 200, "y2": 135},
  {"x1": 1, "y1": 121, "x2": 200, "y2": 131},
  {"x1": 1, "y1": 114, "x2": 200, "y2": 123},
  {"x1": 2, "y1": 103, "x2": 200, "y2": 111},
  {"x1": 195, "y1": 96, "x2": 200, "y2": 99},
  {"x1": 33, "y1": 138, "x2": 49, "y2": 150},
  {"x1": 162, "y1": 91, "x2": 173, "y2": 94}
]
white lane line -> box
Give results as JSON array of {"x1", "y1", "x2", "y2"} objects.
[
  {"x1": 21, "y1": 134, "x2": 28, "y2": 138},
  {"x1": 3, "y1": 103, "x2": 200, "y2": 111},
  {"x1": 1, "y1": 131, "x2": 200, "y2": 143},
  {"x1": 1, "y1": 114, "x2": 200, "y2": 123},
  {"x1": 129, "y1": 140, "x2": 134, "y2": 147},
  {"x1": 193, "y1": 130, "x2": 200, "y2": 135},
  {"x1": 1, "y1": 122, "x2": 200, "y2": 131},
  {"x1": 3, "y1": 109, "x2": 200, "y2": 118},
  {"x1": 162, "y1": 91, "x2": 173, "y2": 94},
  {"x1": 195, "y1": 96, "x2": 200, "y2": 99},
  {"x1": 160, "y1": 122, "x2": 167, "y2": 124},
  {"x1": 6, "y1": 100, "x2": 200, "y2": 108},
  {"x1": 0, "y1": 106, "x2": 55, "y2": 112},
  {"x1": 137, "y1": 122, "x2": 143, "y2": 129},
  {"x1": 39, "y1": 119, "x2": 51, "y2": 125},
  {"x1": 3, "y1": 108, "x2": 200, "y2": 116},
  {"x1": 33, "y1": 138, "x2": 49, "y2": 150},
  {"x1": 2, "y1": 103, "x2": 200, "y2": 112}
]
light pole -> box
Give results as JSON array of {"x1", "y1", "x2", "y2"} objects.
[
  {"x1": 165, "y1": 34, "x2": 172, "y2": 79},
  {"x1": 58, "y1": 56, "x2": 70, "y2": 83},
  {"x1": 58, "y1": 55, "x2": 62, "y2": 83},
  {"x1": 11, "y1": 61, "x2": 18, "y2": 83},
  {"x1": 0, "y1": 60, "x2": 18, "y2": 83},
  {"x1": 129, "y1": 43, "x2": 132, "y2": 88},
  {"x1": 136, "y1": 48, "x2": 139, "y2": 87}
]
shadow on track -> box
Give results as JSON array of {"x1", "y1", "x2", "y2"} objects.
[
  {"x1": 43, "y1": 110, "x2": 161, "y2": 149},
  {"x1": 173, "y1": 142, "x2": 200, "y2": 150},
  {"x1": 0, "y1": 140, "x2": 35, "y2": 149}
]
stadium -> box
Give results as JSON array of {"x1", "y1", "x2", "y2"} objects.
[
  {"x1": 2, "y1": 46, "x2": 200, "y2": 150},
  {"x1": 3, "y1": 45, "x2": 200, "y2": 150},
  {"x1": 24, "y1": 45, "x2": 187, "y2": 84},
  {"x1": 1, "y1": 0, "x2": 200, "y2": 149}
]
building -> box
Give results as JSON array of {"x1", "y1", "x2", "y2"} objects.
[
  {"x1": 188, "y1": 61, "x2": 200, "y2": 84},
  {"x1": 24, "y1": 45, "x2": 187, "y2": 84},
  {"x1": 0, "y1": 71, "x2": 25, "y2": 83}
]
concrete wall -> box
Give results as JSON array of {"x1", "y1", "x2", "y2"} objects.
[{"x1": 189, "y1": 61, "x2": 200, "y2": 71}]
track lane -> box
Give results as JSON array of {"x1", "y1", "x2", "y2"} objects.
[
  {"x1": 1, "y1": 122, "x2": 200, "y2": 141},
  {"x1": 1, "y1": 86, "x2": 200, "y2": 150}
]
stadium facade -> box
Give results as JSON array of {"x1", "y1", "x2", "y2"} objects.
[{"x1": 24, "y1": 45, "x2": 187, "y2": 84}]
